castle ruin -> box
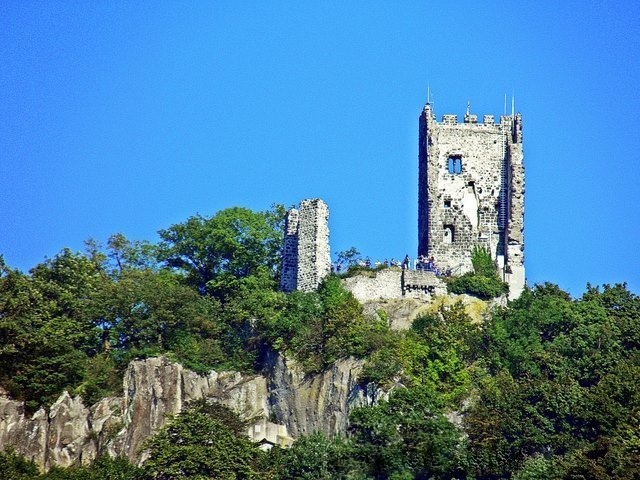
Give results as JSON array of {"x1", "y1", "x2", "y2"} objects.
[
  {"x1": 281, "y1": 101, "x2": 525, "y2": 300},
  {"x1": 280, "y1": 198, "x2": 331, "y2": 293},
  {"x1": 418, "y1": 102, "x2": 525, "y2": 299}
]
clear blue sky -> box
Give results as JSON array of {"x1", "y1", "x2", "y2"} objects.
[{"x1": 2, "y1": 2, "x2": 639, "y2": 297}]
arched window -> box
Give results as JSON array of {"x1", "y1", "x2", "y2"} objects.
[{"x1": 443, "y1": 224, "x2": 455, "y2": 244}]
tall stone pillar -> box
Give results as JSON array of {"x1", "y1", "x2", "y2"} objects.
[{"x1": 280, "y1": 199, "x2": 330, "y2": 293}]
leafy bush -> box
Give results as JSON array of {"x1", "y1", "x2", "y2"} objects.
[
  {"x1": 0, "y1": 448, "x2": 39, "y2": 480},
  {"x1": 446, "y1": 246, "x2": 508, "y2": 299},
  {"x1": 361, "y1": 302, "x2": 481, "y2": 405},
  {"x1": 447, "y1": 271, "x2": 509, "y2": 299},
  {"x1": 260, "y1": 275, "x2": 389, "y2": 373},
  {"x1": 470, "y1": 245, "x2": 496, "y2": 277},
  {"x1": 39, "y1": 456, "x2": 143, "y2": 480},
  {"x1": 270, "y1": 432, "x2": 362, "y2": 480},
  {"x1": 79, "y1": 353, "x2": 122, "y2": 406},
  {"x1": 349, "y1": 387, "x2": 469, "y2": 479}
]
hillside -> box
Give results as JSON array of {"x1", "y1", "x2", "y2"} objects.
[{"x1": 1, "y1": 206, "x2": 639, "y2": 479}]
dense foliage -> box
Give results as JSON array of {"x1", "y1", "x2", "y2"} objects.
[
  {"x1": 1, "y1": 206, "x2": 639, "y2": 478},
  {"x1": 447, "y1": 246, "x2": 509, "y2": 299},
  {"x1": 0, "y1": 206, "x2": 292, "y2": 410},
  {"x1": 141, "y1": 401, "x2": 263, "y2": 480}
]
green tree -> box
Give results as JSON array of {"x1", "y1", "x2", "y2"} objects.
[
  {"x1": 39, "y1": 456, "x2": 143, "y2": 480},
  {"x1": 0, "y1": 448, "x2": 40, "y2": 480},
  {"x1": 361, "y1": 302, "x2": 480, "y2": 405},
  {"x1": 142, "y1": 402, "x2": 262, "y2": 480},
  {"x1": 334, "y1": 247, "x2": 362, "y2": 270},
  {"x1": 0, "y1": 250, "x2": 108, "y2": 410},
  {"x1": 105, "y1": 233, "x2": 160, "y2": 275},
  {"x1": 272, "y1": 432, "x2": 362, "y2": 480},
  {"x1": 79, "y1": 352, "x2": 122, "y2": 407},
  {"x1": 466, "y1": 283, "x2": 640, "y2": 478},
  {"x1": 157, "y1": 206, "x2": 285, "y2": 293},
  {"x1": 100, "y1": 268, "x2": 228, "y2": 371},
  {"x1": 263, "y1": 275, "x2": 385, "y2": 373},
  {"x1": 349, "y1": 387, "x2": 468, "y2": 479}
]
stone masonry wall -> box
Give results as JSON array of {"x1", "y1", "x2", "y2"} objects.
[
  {"x1": 342, "y1": 268, "x2": 446, "y2": 303},
  {"x1": 280, "y1": 199, "x2": 330, "y2": 293},
  {"x1": 505, "y1": 115, "x2": 525, "y2": 299},
  {"x1": 418, "y1": 103, "x2": 525, "y2": 299},
  {"x1": 280, "y1": 208, "x2": 299, "y2": 292},
  {"x1": 296, "y1": 199, "x2": 330, "y2": 292}
]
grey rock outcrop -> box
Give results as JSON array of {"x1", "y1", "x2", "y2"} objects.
[
  {"x1": 0, "y1": 353, "x2": 371, "y2": 471},
  {"x1": 267, "y1": 352, "x2": 372, "y2": 437},
  {"x1": 0, "y1": 394, "x2": 48, "y2": 467},
  {"x1": 46, "y1": 392, "x2": 93, "y2": 469}
]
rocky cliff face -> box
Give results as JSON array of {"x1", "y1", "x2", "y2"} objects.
[
  {"x1": 0, "y1": 353, "x2": 372, "y2": 471},
  {"x1": 266, "y1": 351, "x2": 376, "y2": 437}
]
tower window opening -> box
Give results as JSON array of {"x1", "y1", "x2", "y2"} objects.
[
  {"x1": 443, "y1": 224, "x2": 455, "y2": 244},
  {"x1": 447, "y1": 156, "x2": 462, "y2": 174},
  {"x1": 444, "y1": 199, "x2": 451, "y2": 208}
]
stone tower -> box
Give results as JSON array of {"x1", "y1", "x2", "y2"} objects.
[
  {"x1": 418, "y1": 102, "x2": 525, "y2": 299},
  {"x1": 280, "y1": 198, "x2": 331, "y2": 293}
]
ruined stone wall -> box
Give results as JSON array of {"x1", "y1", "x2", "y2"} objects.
[
  {"x1": 418, "y1": 103, "x2": 525, "y2": 299},
  {"x1": 279, "y1": 209, "x2": 299, "y2": 292},
  {"x1": 342, "y1": 269, "x2": 405, "y2": 301},
  {"x1": 505, "y1": 114, "x2": 525, "y2": 298},
  {"x1": 280, "y1": 199, "x2": 330, "y2": 293},
  {"x1": 341, "y1": 268, "x2": 447, "y2": 303},
  {"x1": 297, "y1": 199, "x2": 330, "y2": 292},
  {"x1": 401, "y1": 270, "x2": 448, "y2": 297}
]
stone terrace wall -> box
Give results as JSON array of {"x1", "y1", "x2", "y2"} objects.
[
  {"x1": 342, "y1": 269, "x2": 404, "y2": 301},
  {"x1": 402, "y1": 270, "x2": 448, "y2": 297},
  {"x1": 342, "y1": 268, "x2": 446, "y2": 303}
]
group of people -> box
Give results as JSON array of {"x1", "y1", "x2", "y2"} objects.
[
  {"x1": 414, "y1": 255, "x2": 451, "y2": 276},
  {"x1": 332, "y1": 254, "x2": 450, "y2": 277},
  {"x1": 333, "y1": 257, "x2": 400, "y2": 273}
]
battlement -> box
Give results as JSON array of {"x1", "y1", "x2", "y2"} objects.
[
  {"x1": 438, "y1": 112, "x2": 516, "y2": 127},
  {"x1": 422, "y1": 102, "x2": 520, "y2": 129}
]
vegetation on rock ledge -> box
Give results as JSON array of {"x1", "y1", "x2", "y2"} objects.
[{"x1": 446, "y1": 246, "x2": 509, "y2": 299}]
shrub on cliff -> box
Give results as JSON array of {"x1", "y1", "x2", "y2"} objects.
[
  {"x1": 0, "y1": 448, "x2": 39, "y2": 480},
  {"x1": 447, "y1": 271, "x2": 508, "y2": 299},
  {"x1": 446, "y1": 246, "x2": 508, "y2": 299}
]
